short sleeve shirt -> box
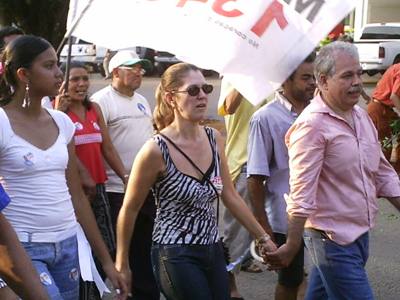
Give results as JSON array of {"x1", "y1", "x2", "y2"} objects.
[
  {"x1": 372, "y1": 63, "x2": 400, "y2": 106},
  {"x1": 247, "y1": 92, "x2": 299, "y2": 234},
  {"x1": 0, "y1": 108, "x2": 77, "y2": 239}
]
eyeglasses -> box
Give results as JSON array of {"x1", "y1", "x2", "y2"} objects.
[
  {"x1": 172, "y1": 84, "x2": 213, "y2": 97},
  {"x1": 118, "y1": 65, "x2": 146, "y2": 75}
]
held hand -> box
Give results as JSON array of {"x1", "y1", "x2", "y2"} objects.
[
  {"x1": 259, "y1": 239, "x2": 277, "y2": 255},
  {"x1": 103, "y1": 262, "x2": 129, "y2": 300},
  {"x1": 54, "y1": 84, "x2": 71, "y2": 112},
  {"x1": 264, "y1": 243, "x2": 298, "y2": 270},
  {"x1": 118, "y1": 267, "x2": 132, "y2": 299}
]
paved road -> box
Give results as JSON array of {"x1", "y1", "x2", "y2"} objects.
[{"x1": 91, "y1": 74, "x2": 400, "y2": 300}]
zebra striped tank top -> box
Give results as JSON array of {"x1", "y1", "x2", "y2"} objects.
[{"x1": 152, "y1": 127, "x2": 223, "y2": 245}]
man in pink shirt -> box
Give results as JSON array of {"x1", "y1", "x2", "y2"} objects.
[{"x1": 265, "y1": 41, "x2": 400, "y2": 299}]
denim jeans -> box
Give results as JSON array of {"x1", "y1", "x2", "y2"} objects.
[
  {"x1": 151, "y1": 242, "x2": 230, "y2": 300},
  {"x1": 304, "y1": 229, "x2": 374, "y2": 300},
  {"x1": 21, "y1": 235, "x2": 80, "y2": 300}
]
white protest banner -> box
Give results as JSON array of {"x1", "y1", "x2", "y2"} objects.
[{"x1": 68, "y1": 0, "x2": 358, "y2": 105}]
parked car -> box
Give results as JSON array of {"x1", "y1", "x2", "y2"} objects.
[
  {"x1": 59, "y1": 38, "x2": 108, "y2": 76},
  {"x1": 154, "y1": 51, "x2": 218, "y2": 77},
  {"x1": 354, "y1": 23, "x2": 400, "y2": 76},
  {"x1": 60, "y1": 39, "x2": 155, "y2": 77},
  {"x1": 154, "y1": 51, "x2": 180, "y2": 76}
]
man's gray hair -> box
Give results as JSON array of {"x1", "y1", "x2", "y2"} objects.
[{"x1": 314, "y1": 41, "x2": 359, "y2": 84}]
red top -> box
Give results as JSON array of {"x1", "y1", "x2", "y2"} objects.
[
  {"x1": 328, "y1": 22, "x2": 344, "y2": 40},
  {"x1": 373, "y1": 63, "x2": 400, "y2": 107},
  {"x1": 68, "y1": 107, "x2": 107, "y2": 184}
]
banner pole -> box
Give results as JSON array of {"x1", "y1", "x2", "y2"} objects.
[{"x1": 60, "y1": 0, "x2": 95, "y2": 90}]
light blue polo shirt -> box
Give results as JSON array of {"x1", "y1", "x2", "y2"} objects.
[{"x1": 247, "y1": 92, "x2": 299, "y2": 234}]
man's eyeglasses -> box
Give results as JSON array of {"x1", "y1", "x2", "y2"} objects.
[
  {"x1": 118, "y1": 65, "x2": 146, "y2": 75},
  {"x1": 172, "y1": 84, "x2": 213, "y2": 97}
]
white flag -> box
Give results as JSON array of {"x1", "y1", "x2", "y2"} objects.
[{"x1": 68, "y1": 0, "x2": 358, "y2": 104}]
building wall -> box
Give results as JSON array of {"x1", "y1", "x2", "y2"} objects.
[
  {"x1": 368, "y1": 2, "x2": 400, "y2": 24},
  {"x1": 354, "y1": 0, "x2": 400, "y2": 40}
]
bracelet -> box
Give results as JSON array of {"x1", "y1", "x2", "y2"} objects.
[{"x1": 255, "y1": 233, "x2": 271, "y2": 247}]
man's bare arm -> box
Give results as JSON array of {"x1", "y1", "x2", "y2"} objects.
[
  {"x1": 224, "y1": 89, "x2": 243, "y2": 114},
  {"x1": 247, "y1": 175, "x2": 274, "y2": 240},
  {"x1": 386, "y1": 196, "x2": 400, "y2": 212},
  {"x1": 390, "y1": 93, "x2": 400, "y2": 113},
  {"x1": 264, "y1": 215, "x2": 307, "y2": 269}
]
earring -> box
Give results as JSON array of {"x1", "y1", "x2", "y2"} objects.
[{"x1": 22, "y1": 83, "x2": 30, "y2": 108}]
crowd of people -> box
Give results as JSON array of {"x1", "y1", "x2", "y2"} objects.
[{"x1": 0, "y1": 25, "x2": 399, "y2": 300}]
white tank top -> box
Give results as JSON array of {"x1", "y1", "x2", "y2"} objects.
[{"x1": 0, "y1": 108, "x2": 77, "y2": 242}]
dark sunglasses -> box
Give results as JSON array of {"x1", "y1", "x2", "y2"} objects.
[{"x1": 173, "y1": 84, "x2": 213, "y2": 97}]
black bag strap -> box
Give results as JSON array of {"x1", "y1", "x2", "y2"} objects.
[{"x1": 159, "y1": 132, "x2": 221, "y2": 224}]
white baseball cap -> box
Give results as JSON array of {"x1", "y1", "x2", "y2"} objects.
[{"x1": 108, "y1": 50, "x2": 151, "y2": 73}]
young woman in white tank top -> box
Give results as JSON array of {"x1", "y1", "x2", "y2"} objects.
[{"x1": 0, "y1": 35, "x2": 127, "y2": 299}]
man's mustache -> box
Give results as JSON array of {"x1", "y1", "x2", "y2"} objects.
[{"x1": 349, "y1": 85, "x2": 362, "y2": 93}]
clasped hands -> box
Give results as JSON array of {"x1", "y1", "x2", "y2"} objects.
[{"x1": 256, "y1": 239, "x2": 299, "y2": 271}]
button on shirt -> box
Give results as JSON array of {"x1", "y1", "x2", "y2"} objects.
[
  {"x1": 247, "y1": 92, "x2": 299, "y2": 234},
  {"x1": 285, "y1": 95, "x2": 400, "y2": 245}
]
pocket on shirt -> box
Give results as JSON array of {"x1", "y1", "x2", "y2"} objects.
[{"x1": 360, "y1": 140, "x2": 381, "y2": 172}]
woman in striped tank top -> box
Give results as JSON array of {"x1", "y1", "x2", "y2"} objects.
[{"x1": 116, "y1": 63, "x2": 277, "y2": 300}]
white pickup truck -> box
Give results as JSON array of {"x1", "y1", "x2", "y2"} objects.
[{"x1": 354, "y1": 23, "x2": 400, "y2": 76}]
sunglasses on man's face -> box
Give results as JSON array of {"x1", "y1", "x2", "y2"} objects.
[{"x1": 173, "y1": 84, "x2": 213, "y2": 97}]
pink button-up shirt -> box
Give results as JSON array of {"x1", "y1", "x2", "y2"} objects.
[{"x1": 285, "y1": 95, "x2": 400, "y2": 245}]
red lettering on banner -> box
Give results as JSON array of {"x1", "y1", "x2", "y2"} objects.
[
  {"x1": 212, "y1": 0, "x2": 243, "y2": 17},
  {"x1": 176, "y1": 0, "x2": 207, "y2": 8},
  {"x1": 251, "y1": 0, "x2": 288, "y2": 37}
]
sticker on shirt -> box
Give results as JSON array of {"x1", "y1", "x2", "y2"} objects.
[
  {"x1": 210, "y1": 176, "x2": 223, "y2": 196},
  {"x1": 92, "y1": 121, "x2": 100, "y2": 131},
  {"x1": 137, "y1": 103, "x2": 151, "y2": 118},
  {"x1": 69, "y1": 268, "x2": 79, "y2": 281},
  {"x1": 23, "y1": 152, "x2": 35, "y2": 166},
  {"x1": 39, "y1": 272, "x2": 53, "y2": 286},
  {"x1": 74, "y1": 122, "x2": 83, "y2": 131}
]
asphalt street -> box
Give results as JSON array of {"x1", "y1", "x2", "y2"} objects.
[{"x1": 91, "y1": 74, "x2": 400, "y2": 300}]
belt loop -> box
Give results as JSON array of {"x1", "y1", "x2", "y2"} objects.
[{"x1": 28, "y1": 232, "x2": 32, "y2": 242}]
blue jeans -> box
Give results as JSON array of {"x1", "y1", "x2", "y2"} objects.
[
  {"x1": 151, "y1": 242, "x2": 230, "y2": 300},
  {"x1": 22, "y1": 235, "x2": 80, "y2": 300},
  {"x1": 304, "y1": 229, "x2": 374, "y2": 300}
]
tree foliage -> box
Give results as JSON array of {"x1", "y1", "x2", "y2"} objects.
[{"x1": 0, "y1": 0, "x2": 69, "y2": 47}]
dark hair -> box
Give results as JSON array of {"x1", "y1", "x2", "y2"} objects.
[
  {"x1": 288, "y1": 50, "x2": 317, "y2": 80},
  {"x1": 0, "y1": 35, "x2": 52, "y2": 106},
  {"x1": 153, "y1": 63, "x2": 201, "y2": 131},
  {"x1": 59, "y1": 61, "x2": 92, "y2": 110},
  {"x1": 0, "y1": 26, "x2": 25, "y2": 49}
]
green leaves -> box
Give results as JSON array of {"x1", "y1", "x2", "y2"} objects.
[
  {"x1": 0, "y1": 0, "x2": 69, "y2": 46},
  {"x1": 382, "y1": 119, "x2": 400, "y2": 149}
]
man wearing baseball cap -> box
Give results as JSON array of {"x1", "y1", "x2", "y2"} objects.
[{"x1": 91, "y1": 50, "x2": 159, "y2": 299}]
